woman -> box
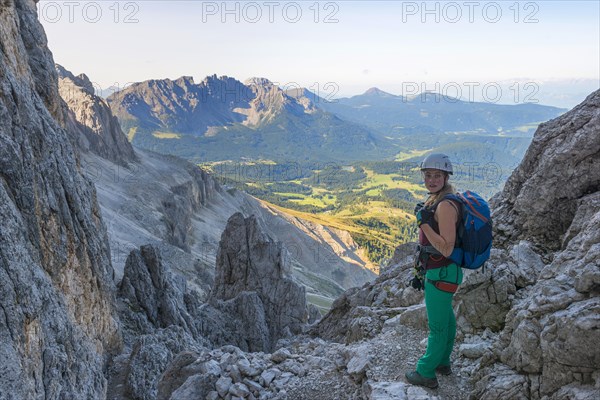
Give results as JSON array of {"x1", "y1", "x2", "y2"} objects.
[{"x1": 405, "y1": 153, "x2": 463, "y2": 389}]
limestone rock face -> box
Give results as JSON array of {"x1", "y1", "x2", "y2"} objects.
[
  {"x1": 121, "y1": 326, "x2": 206, "y2": 400},
  {"x1": 199, "y1": 291, "x2": 272, "y2": 352},
  {"x1": 0, "y1": 0, "x2": 120, "y2": 397},
  {"x1": 206, "y1": 212, "x2": 308, "y2": 351},
  {"x1": 311, "y1": 249, "x2": 423, "y2": 343},
  {"x1": 491, "y1": 89, "x2": 600, "y2": 251},
  {"x1": 57, "y1": 64, "x2": 137, "y2": 166},
  {"x1": 107, "y1": 74, "x2": 249, "y2": 135},
  {"x1": 118, "y1": 244, "x2": 199, "y2": 341},
  {"x1": 465, "y1": 91, "x2": 600, "y2": 399}
]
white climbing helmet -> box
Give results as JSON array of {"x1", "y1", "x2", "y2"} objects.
[{"x1": 420, "y1": 153, "x2": 453, "y2": 175}]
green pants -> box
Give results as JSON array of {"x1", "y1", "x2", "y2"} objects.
[{"x1": 416, "y1": 263, "x2": 463, "y2": 378}]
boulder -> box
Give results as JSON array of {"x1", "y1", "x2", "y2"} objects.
[
  {"x1": 203, "y1": 212, "x2": 308, "y2": 351},
  {"x1": 491, "y1": 90, "x2": 600, "y2": 251},
  {"x1": 311, "y1": 255, "x2": 423, "y2": 343},
  {"x1": 118, "y1": 244, "x2": 199, "y2": 341},
  {"x1": 122, "y1": 326, "x2": 206, "y2": 400}
]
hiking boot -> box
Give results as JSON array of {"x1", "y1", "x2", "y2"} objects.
[
  {"x1": 436, "y1": 365, "x2": 452, "y2": 375},
  {"x1": 405, "y1": 370, "x2": 439, "y2": 389}
]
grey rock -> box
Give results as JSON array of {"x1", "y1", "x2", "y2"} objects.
[
  {"x1": 491, "y1": 89, "x2": 600, "y2": 251},
  {"x1": 203, "y1": 359, "x2": 223, "y2": 376},
  {"x1": 468, "y1": 92, "x2": 600, "y2": 399},
  {"x1": 307, "y1": 304, "x2": 322, "y2": 324},
  {"x1": 454, "y1": 261, "x2": 516, "y2": 333},
  {"x1": 552, "y1": 384, "x2": 600, "y2": 400},
  {"x1": 199, "y1": 291, "x2": 271, "y2": 352},
  {"x1": 229, "y1": 382, "x2": 251, "y2": 397},
  {"x1": 346, "y1": 354, "x2": 370, "y2": 382},
  {"x1": 207, "y1": 391, "x2": 220, "y2": 400},
  {"x1": 500, "y1": 316, "x2": 543, "y2": 374},
  {"x1": 398, "y1": 304, "x2": 428, "y2": 331},
  {"x1": 118, "y1": 244, "x2": 199, "y2": 341},
  {"x1": 57, "y1": 64, "x2": 137, "y2": 166},
  {"x1": 156, "y1": 351, "x2": 202, "y2": 400},
  {"x1": 279, "y1": 359, "x2": 306, "y2": 377},
  {"x1": 0, "y1": 1, "x2": 120, "y2": 397},
  {"x1": 216, "y1": 376, "x2": 234, "y2": 397},
  {"x1": 508, "y1": 241, "x2": 546, "y2": 288},
  {"x1": 208, "y1": 213, "x2": 308, "y2": 351},
  {"x1": 406, "y1": 385, "x2": 441, "y2": 399},
  {"x1": 364, "y1": 381, "x2": 407, "y2": 400},
  {"x1": 123, "y1": 326, "x2": 205, "y2": 400},
  {"x1": 470, "y1": 364, "x2": 530, "y2": 400},
  {"x1": 243, "y1": 378, "x2": 265, "y2": 394},
  {"x1": 230, "y1": 364, "x2": 243, "y2": 383},
  {"x1": 238, "y1": 358, "x2": 261, "y2": 377},
  {"x1": 538, "y1": 297, "x2": 600, "y2": 393},
  {"x1": 168, "y1": 374, "x2": 219, "y2": 400},
  {"x1": 270, "y1": 348, "x2": 292, "y2": 363},
  {"x1": 311, "y1": 258, "x2": 422, "y2": 343},
  {"x1": 459, "y1": 342, "x2": 490, "y2": 359},
  {"x1": 260, "y1": 369, "x2": 278, "y2": 386}
]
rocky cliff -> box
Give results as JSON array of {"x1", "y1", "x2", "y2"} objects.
[
  {"x1": 56, "y1": 64, "x2": 137, "y2": 166},
  {"x1": 492, "y1": 90, "x2": 599, "y2": 250},
  {"x1": 107, "y1": 74, "x2": 250, "y2": 136},
  {"x1": 0, "y1": 0, "x2": 120, "y2": 398},
  {"x1": 462, "y1": 89, "x2": 600, "y2": 399},
  {"x1": 209, "y1": 212, "x2": 308, "y2": 350}
]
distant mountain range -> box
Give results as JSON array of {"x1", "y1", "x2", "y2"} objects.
[
  {"x1": 107, "y1": 75, "x2": 566, "y2": 165},
  {"x1": 107, "y1": 75, "x2": 396, "y2": 163},
  {"x1": 321, "y1": 87, "x2": 565, "y2": 135}
]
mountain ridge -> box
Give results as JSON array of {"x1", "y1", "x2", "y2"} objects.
[{"x1": 107, "y1": 74, "x2": 397, "y2": 162}]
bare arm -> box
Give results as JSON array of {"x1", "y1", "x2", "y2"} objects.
[{"x1": 420, "y1": 200, "x2": 458, "y2": 258}]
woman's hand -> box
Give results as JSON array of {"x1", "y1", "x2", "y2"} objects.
[
  {"x1": 416, "y1": 208, "x2": 434, "y2": 227},
  {"x1": 414, "y1": 202, "x2": 425, "y2": 215}
]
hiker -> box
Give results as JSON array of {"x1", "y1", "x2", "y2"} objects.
[{"x1": 405, "y1": 153, "x2": 463, "y2": 389}]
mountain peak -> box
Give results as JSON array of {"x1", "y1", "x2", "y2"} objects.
[
  {"x1": 174, "y1": 75, "x2": 195, "y2": 86},
  {"x1": 56, "y1": 64, "x2": 95, "y2": 95},
  {"x1": 244, "y1": 77, "x2": 274, "y2": 87},
  {"x1": 363, "y1": 87, "x2": 393, "y2": 97}
]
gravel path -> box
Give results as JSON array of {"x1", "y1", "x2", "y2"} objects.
[{"x1": 280, "y1": 325, "x2": 474, "y2": 400}]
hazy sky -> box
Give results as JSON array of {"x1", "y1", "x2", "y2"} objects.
[{"x1": 39, "y1": 1, "x2": 599, "y2": 106}]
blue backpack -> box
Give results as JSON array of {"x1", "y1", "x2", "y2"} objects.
[{"x1": 444, "y1": 191, "x2": 493, "y2": 270}]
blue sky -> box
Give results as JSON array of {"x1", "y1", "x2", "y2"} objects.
[{"x1": 40, "y1": 1, "x2": 599, "y2": 107}]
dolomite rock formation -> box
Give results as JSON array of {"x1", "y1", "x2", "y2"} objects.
[
  {"x1": 201, "y1": 212, "x2": 309, "y2": 352},
  {"x1": 117, "y1": 244, "x2": 200, "y2": 342},
  {"x1": 491, "y1": 89, "x2": 600, "y2": 250},
  {"x1": 56, "y1": 64, "x2": 137, "y2": 166},
  {"x1": 0, "y1": 0, "x2": 120, "y2": 398},
  {"x1": 311, "y1": 246, "x2": 424, "y2": 344},
  {"x1": 462, "y1": 90, "x2": 600, "y2": 399}
]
